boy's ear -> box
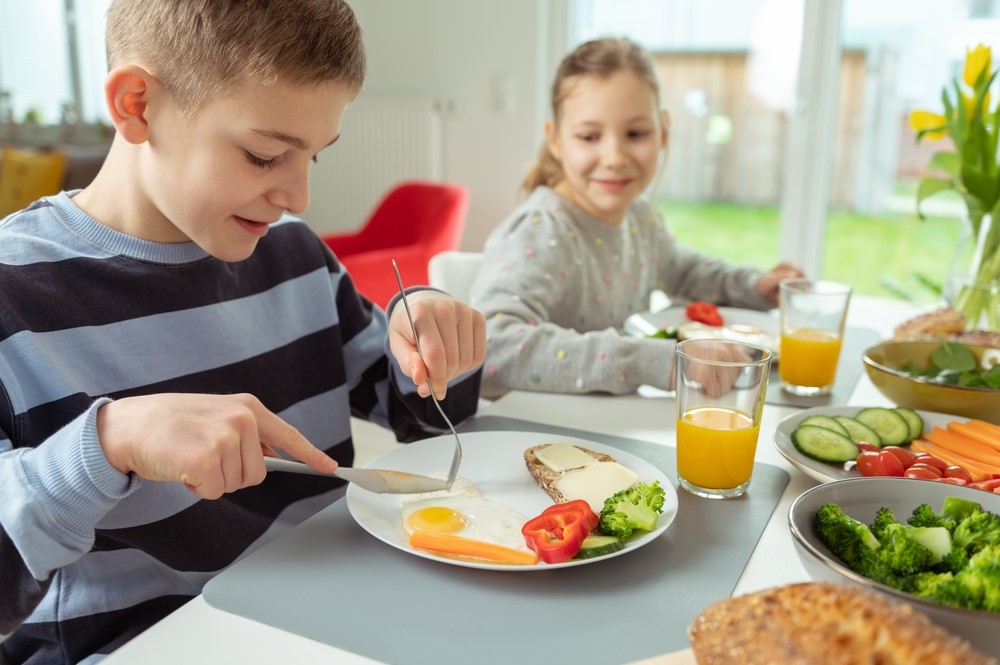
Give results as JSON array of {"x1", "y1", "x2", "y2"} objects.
[
  {"x1": 105, "y1": 65, "x2": 156, "y2": 144},
  {"x1": 544, "y1": 119, "x2": 561, "y2": 161}
]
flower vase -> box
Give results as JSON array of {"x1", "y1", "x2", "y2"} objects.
[{"x1": 943, "y1": 213, "x2": 1000, "y2": 331}]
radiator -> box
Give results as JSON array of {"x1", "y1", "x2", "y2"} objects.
[{"x1": 305, "y1": 97, "x2": 445, "y2": 235}]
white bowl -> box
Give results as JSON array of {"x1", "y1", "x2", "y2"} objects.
[{"x1": 788, "y1": 476, "x2": 1000, "y2": 655}]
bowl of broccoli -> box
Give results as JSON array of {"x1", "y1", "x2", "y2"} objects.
[{"x1": 788, "y1": 476, "x2": 1000, "y2": 655}]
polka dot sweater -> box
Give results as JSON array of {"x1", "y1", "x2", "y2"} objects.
[{"x1": 470, "y1": 186, "x2": 773, "y2": 398}]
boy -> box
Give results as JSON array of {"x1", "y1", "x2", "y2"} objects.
[{"x1": 0, "y1": 1, "x2": 485, "y2": 662}]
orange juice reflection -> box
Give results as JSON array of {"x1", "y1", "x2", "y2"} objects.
[
  {"x1": 779, "y1": 327, "x2": 842, "y2": 388},
  {"x1": 676, "y1": 406, "x2": 759, "y2": 490}
]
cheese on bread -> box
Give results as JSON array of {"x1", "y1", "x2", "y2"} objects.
[{"x1": 524, "y1": 443, "x2": 638, "y2": 514}]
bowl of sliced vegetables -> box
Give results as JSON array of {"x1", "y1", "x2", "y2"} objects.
[
  {"x1": 863, "y1": 340, "x2": 1000, "y2": 425},
  {"x1": 788, "y1": 476, "x2": 1000, "y2": 655}
]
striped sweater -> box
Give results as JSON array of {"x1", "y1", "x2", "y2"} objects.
[{"x1": 0, "y1": 192, "x2": 481, "y2": 664}]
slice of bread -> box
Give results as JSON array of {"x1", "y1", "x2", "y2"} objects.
[{"x1": 524, "y1": 443, "x2": 616, "y2": 504}]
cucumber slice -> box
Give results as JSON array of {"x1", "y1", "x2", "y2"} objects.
[
  {"x1": 574, "y1": 534, "x2": 625, "y2": 559},
  {"x1": 854, "y1": 407, "x2": 911, "y2": 446},
  {"x1": 893, "y1": 407, "x2": 924, "y2": 441},
  {"x1": 833, "y1": 415, "x2": 883, "y2": 447},
  {"x1": 798, "y1": 415, "x2": 850, "y2": 437},
  {"x1": 792, "y1": 425, "x2": 860, "y2": 463}
]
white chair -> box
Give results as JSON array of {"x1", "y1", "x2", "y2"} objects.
[{"x1": 428, "y1": 250, "x2": 484, "y2": 303}]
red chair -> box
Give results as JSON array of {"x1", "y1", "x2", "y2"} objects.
[{"x1": 322, "y1": 181, "x2": 469, "y2": 309}]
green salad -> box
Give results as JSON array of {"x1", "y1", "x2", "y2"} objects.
[{"x1": 898, "y1": 341, "x2": 1000, "y2": 389}]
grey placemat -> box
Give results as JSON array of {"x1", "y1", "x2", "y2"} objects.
[
  {"x1": 203, "y1": 416, "x2": 790, "y2": 665},
  {"x1": 765, "y1": 326, "x2": 881, "y2": 408}
]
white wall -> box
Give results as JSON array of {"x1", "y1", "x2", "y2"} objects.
[{"x1": 318, "y1": 0, "x2": 567, "y2": 252}]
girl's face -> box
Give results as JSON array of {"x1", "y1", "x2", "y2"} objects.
[{"x1": 547, "y1": 70, "x2": 667, "y2": 226}]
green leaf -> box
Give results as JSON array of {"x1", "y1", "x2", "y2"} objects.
[
  {"x1": 927, "y1": 151, "x2": 960, "y2": 176},
  {"x1": 982, "y1": 365, "x2": 1000, "y2": 389},
  {"x1": 931, "y1": 341, "x2": 978, "y2": 372},
  {"x1": 915, "y1": 177, "x2": 955, "y2": 218},
  {"x1": 961, "y1": 163, "x2": 998, "y2": 211}
]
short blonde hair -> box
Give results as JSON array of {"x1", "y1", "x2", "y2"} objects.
[
  {"x1": 106, "y1": 0, "x2": 367, "y2": 115},
  {"x1": 523, "y1": 38, "x2": 662, "y2": 195}
]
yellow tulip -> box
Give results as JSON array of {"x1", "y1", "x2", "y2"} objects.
[
  {"x1": 963, "y1": 91, "x2": 991, "y2": 119},
  {"x1": 964, "y1": 43, "x2": 991, "y2": 88},
  {"x1": 910, "y1": 109, "x2": 948, "y2": 140}
]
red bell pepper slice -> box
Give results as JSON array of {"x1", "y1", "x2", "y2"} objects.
[
  {"x1": 685, "y1": 301, "x2": 724, "y2": 327},
  {"x1": 521, "y1": 501, "x2": 597, "y2": 564}
]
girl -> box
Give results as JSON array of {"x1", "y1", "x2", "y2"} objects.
[{"x1": 470, "y1": 37, "x2": 801, "y2": 399}]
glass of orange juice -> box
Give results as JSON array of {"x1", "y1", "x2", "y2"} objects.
[
  {"x1": 675, "y1": 339, "x2": 771, "y2": 499},
  {"x1": 778, "y1": 279, "x2": 852, "y2": 396}
]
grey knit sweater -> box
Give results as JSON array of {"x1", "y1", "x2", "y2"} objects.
[{"x1": 470, "y1": 186, "x2": 773, "y2": 398}]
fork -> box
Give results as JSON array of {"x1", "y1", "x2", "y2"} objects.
[{"x1": 392, "y1": 259, "x2": 463, "y2": 488}]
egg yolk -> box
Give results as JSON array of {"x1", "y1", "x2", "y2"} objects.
[{"x1": 407, "y1": 506, "x2": 468, "y2": 534}]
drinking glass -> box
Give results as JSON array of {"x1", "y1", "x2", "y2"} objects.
[
  {"x1": 675, "y1": 339, "x2": 771, "y2": 499},
  {"x1": 778, "y1": 279, "x2": 852, "y2": 396}
]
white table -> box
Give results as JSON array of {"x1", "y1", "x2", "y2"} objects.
[{"x1": 101, "y1": 296, "x2": 916, "y2": 664}]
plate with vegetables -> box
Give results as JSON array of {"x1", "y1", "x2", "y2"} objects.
[
  {"x1": 345, "y1": 431, "x2": 678, "y2": 571},
  {"x1": 774, "y1": 406, "x2": 963, "y2": 484},
  {"x1": 624, "y1": 305, "x2": 780, "y2": 358}
]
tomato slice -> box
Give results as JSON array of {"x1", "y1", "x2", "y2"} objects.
[
  {"x1": 944, "y1": 465, "x2": 974, "y2": 483},
  {"x1": 856, "y1": 450, "x2": 904, "y2": 477},
  {"x1": 881, "y1": 446, "x2": 917, "y2": 470},
  {"x1": 685, "y1": 301, "x2": 724, "y2": 327},
  {"x1": 912, "y1": 453, "x2": 949, "y2": 471},
  {"x1": 905, "y1": 465, "x2": 943, "y2": 480}
]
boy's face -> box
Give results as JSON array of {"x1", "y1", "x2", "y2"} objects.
[
  {"x1": 547, "y1": 70, "x2": 666, "y2": 226},
  {"x1": 138, "y1": 77, "x2": 353, "y2": 261}
]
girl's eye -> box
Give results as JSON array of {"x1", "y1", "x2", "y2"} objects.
[
  {"x1": 244, "y1": 151, "x2": 277, "y2": 170},
  {"x1": 628, "y1": 129, "x2": 652, "y2": 139},
  {"x1": 576, "y1": 134, "x2": 599, "y2": 143}
]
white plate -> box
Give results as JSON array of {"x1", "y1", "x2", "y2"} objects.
[
  {"x1": 773, "y1": 406, "x2": 961, "y2": 483},
  {"x1": 345, "y1": 431, "x2": 678, "y2": 571},
  {"x1": 624, "y1": 306, "x2": 780, "y2": 357}
]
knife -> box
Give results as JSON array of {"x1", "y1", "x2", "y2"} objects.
[{"x1": 263, "y1": 457, "x2": 450, "y2": 494}]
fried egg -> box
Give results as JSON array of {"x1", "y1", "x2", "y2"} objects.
[
  {"x1": 399, "y1": 475, "x2": 480, "y2": 505},
  {"x1": 401, "y1": 495, "x2": 530, "y2": 552}
]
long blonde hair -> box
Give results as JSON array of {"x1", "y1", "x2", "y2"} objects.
[{"x1": 522, "y1": 37, "x2": 664, "y2": 196}]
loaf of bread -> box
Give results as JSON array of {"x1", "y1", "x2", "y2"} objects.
[
  {"x1": 688, "y1": 582, "x2": 995, "y2": 665},
  {"x1": 523, "y1": 443, "x2": 616, "y2": 504}
]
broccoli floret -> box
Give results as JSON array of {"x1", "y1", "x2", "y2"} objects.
[
  {"x1": 909, "y1": 570, "x2": 955, "y2": 598},
  {"x1": 941, "y1": 496, "x2": 982, "y2": 526},
  {"x1": 908, "y1": 502, "x2": 956, "y2": 531},
  {"x1": 953, "y1": 509, "x2": 1000, "y2": 554},
  {"x1": 871, "y1": 507, "x2": 899, "y2": 540},
  {"x1": 597, "y1": 481, "x2": 666, "y2": 542},
  {"x1": 876, "y1": 523, "x2": 934, "y2": 576},
  {"x1": 938, "y1": 545, "x2": 970, "y2": 574},
  {"x1": 904, "y1": 526, "x2": 952, "y2": 565},
  {"x1": 815, "y1": 503, "x2": 879, "y2": 567}
]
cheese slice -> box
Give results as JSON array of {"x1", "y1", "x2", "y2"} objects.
[
  {"x1": 533, "y1": 442, "x2": 598, "y2": 473},
  {"x1": 555, "y1": 462, "x2": 639, "y2": 515}
]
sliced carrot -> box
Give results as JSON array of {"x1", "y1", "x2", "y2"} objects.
[
  {"x1": 408, "y1": 531, "x2": 539, "y2": 566},
  {"x1": 923, "y1": 427, "x2": 1000, "y2": 466},
  {"x1": 948, "y1": 421, "x2": 1000, "y2": 453},
  {"x1": 967, "y1": 419, "x2": 1000, "y2": 440},
  {"x1": 911, "y1": 440, "x2": 994, "y2": 482}
]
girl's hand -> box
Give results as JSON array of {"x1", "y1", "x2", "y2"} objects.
[
  {"x1": 97, "y1": 393, "x2": 337, "y2": 499},
  {"x1": 756, "y1": 262, "x2": 805, "y2": 305},
  {"x1": 388, "y1": 290, "x2": 486, "y2": 399}
]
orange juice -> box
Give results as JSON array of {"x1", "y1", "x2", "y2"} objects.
[
  {"x1": 779, "y1": 327, "x2": 842, "y2": 388},
  {"x1": 676, "y1": 406, "x2": 759, "y2": 490}
]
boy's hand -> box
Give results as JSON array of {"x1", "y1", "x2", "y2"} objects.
[
  {"x1": 388, "y1": 291, "x2": 486, "y2": 399},
  {"x1": 97, "y1": 393, "x2": 337, "y2": 499},
  {"x1": 756, "y1": 261, "x2": 805, "y2": 305}
]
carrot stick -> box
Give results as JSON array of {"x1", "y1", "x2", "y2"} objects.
[
  {"x1": 923, "y1": 427, "x2": 1000, "y2": 466},
  {"x1": 408, "y1": 531, "x2": 539, "y2": 565},
  {"x1": 967, "y1": 419, "x2": 1000, "y2": 440},
  {"x1": 911, "y1": 440, "x2": 995, "y2": 482},
  {"x1": 948, "y1": 421, "x2": 1000, "y2": 453}
]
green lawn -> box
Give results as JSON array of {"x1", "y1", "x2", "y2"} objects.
[{"x1": 659, "y1": 200, "x2": 960, "y2": 304}]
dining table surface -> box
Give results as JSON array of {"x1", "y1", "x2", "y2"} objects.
[{"x1": 100, "y1": 295, "x2": 922, "y2": 665}]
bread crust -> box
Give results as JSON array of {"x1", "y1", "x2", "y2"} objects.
[
  {"x1": 688, "y1": 581, "x2": 996, "y2": 665},
  {"x1": 523, "y1": 444, "x2": 615, "y2": 504},
  {"x1": 893, "y1": 306, "x2": 1000, "y2": 348}
]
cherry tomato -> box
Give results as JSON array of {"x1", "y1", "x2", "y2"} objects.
[
  {"x1": 856, "y1": 450, "x2": 904, "y2": 477},
  {"x1": 944, "y1": 465, "x2": 974, "y2": 483},
  {"x1": 856, "y1": 442, "x2": 879, "y2": 453},
  {"x1": 907, "y1": 462, "x2": 944, "y2": 478},
  {"x1": 934, "y1": 477, "x2": 969, "y2": 485},
  {"x1": 881, "y1": 446, "x2": 917, "y2": 470},
  {"x1": 970, "y1": 478, "x2": 1000, "y2": 491},
  {"x1": 912, "y1": 453, "x2": 949, "y2": 471},
  {"x1": 905, "y1": 466, "x2": 943, "y2": 480},
  {"x1": 685, "y1": 301, "x2": 724, "y2": 327}
]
